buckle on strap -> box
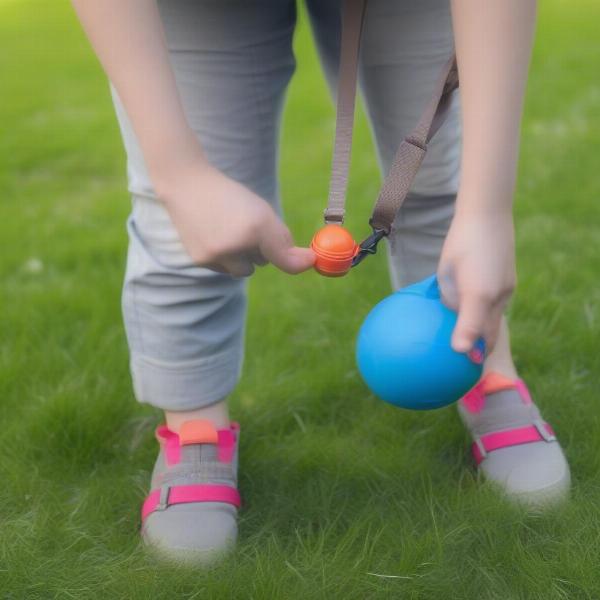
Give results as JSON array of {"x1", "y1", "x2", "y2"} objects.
[
  {"x1": 156, "y1": 485, "x2": 170, "y2": 512},
  {"x1": 473, "y1": 436, "x2": 488, "y2": 460},
  {"x1": 534, "y1": 420, "x2": 557, "y2": 443},
  {"x1": 351, "y1": 227, "x2": 387, "y2": 268},
  {"x1": 324, "y1": 207, "x2": 345, "y2": 224}
]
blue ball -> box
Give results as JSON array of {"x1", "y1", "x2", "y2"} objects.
[{"x1": 356, "y1": 275, "x2": 484, "y2": 410}]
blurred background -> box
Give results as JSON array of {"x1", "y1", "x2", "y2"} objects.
[{"x1": 1, "y1": 1, "x2": 600, "y2": 597}]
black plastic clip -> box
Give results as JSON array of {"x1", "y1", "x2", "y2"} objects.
[{"x1": 351, "y1": 227, "x2": 387, "y2": 268}]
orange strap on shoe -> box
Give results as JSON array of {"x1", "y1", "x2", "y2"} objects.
[
  {"x1": 312, "y1": 0, "x2": 459, "y2": 276},
  {"x1": 179, "y1": 419, "x2": 219, "y2": 446}
]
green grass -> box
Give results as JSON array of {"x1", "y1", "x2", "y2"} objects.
[{"x1": 2, "y1": 1, "x2": 600, "y2": 598}]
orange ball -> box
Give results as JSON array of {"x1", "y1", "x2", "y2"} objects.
[{"x1": 310, "y1": 224, "x2": 359, "y2": 277}]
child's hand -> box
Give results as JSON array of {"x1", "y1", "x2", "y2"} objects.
[
  {"x1": 157, "y1": 160, "x2": 315, "y2": 277},
  {"x1": 437, "y1": 210, "x2": 516, "y2": 354}
]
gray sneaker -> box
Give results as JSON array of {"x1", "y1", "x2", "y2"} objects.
[
  {"x1": 458, "y1": 372, "x2": 570, "y2": 507},
  {"x1": 140, "y1": 419, "x2": 241, "y2": 565}
]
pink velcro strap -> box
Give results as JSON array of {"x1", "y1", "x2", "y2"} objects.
[
  {"x1": 141, "y1": 484, "x2": 241, "y2": 521},
  {"x1": 217, "y1": 429, "x2": 236, "y2": 463},
  {"x1": 514, "y1": 379, "x2": 533, "y2": 405},
  {"x1": 155, "y1": 425, "x2": 181, "y2": 467},
  {"x1": 461, "y1": 385, "x2": 486, "y2": 414},
  {"x1": 472, "y1": 422, "x2": 556, "y2": 465}
]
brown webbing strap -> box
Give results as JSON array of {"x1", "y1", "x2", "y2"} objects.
[
  {"x1": 324, "y1": 0, "x2": 366, "y2": 225},
  {"x1": 324, "y1": 0, "x2": 459, "y2": 237},
  {"x1": 370, "y1": 55, "x2": 458, "y2": 233}
]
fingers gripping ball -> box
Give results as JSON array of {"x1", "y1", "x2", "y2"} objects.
[
  {"x1": 356, "y1": 275, "x2": 485, "y2": 410},
  {"x1": 311, "y1": 224, "x2": 359, "y2": 277}
]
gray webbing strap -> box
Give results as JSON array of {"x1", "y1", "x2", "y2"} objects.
[
  {"x1": 324, "y1": 0, "x2": 366, "y2": 225},
  {"x1": 324, "y1": 0, "x2": 459, "y2": 235}
]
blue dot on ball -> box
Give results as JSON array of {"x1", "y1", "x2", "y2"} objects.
[{"x1": 356, "y1": 275, "x2": 484, "y2": 410}]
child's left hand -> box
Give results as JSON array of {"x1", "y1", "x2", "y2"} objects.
[{"x1": 437, "y1": 209, "x2": 516, "y2": 354}]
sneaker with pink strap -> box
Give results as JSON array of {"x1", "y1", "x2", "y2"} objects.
[
  {"x1": 458, "y1": 372, "x2": 570, "y2": 507},
  {"x1": 141, "y1": 419, "x2": 241, "y2": 565}
]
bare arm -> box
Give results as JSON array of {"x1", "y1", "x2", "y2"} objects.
[
  {"x1": 71, "y1": 0, "x2": 201, "y2": 188},
  {"x1": 451, "y1": 0, "x2": 537, "y2": 216},
  {"x1": 440, "y1": 0, "x2": 537, "y2": 352},
  {"x1": 70, "y1": 0, "x2": 314, "y2": 276}
]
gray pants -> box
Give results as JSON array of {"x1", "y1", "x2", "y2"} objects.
[{"x1": 111, "y1": 0, "x2": 460, "y2": 411}]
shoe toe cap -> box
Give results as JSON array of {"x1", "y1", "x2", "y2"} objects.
[
  {"x1": 481, "y1": 441, "x2": 571, "y2": 507},
  {"x1": 142, "y1": 502, "x2": 238, "y2": 566}
]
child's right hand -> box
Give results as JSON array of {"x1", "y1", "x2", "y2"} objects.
[{"x1": 157, "y1": 159, "x2": 315, "y2": 278}]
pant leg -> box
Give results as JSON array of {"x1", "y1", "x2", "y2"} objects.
[
  {"x1": 305, "y1": 0, "x2": 460, "y2": 289},
  {"x1": 112, "y1": 0, "x2": 297, "y2": 411}
]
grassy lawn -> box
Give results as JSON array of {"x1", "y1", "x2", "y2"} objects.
[{"x1": 2, "y1": 1, "x2": 600, "y2": 598}]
